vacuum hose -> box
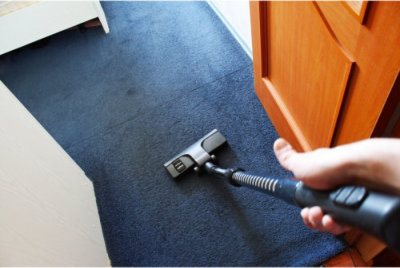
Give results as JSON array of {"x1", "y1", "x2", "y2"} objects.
[{"x1": 203, "y1": 162, "x2": 400, "y2": 252}]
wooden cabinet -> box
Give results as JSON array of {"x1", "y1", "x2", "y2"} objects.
[
  {"x1": 251, "y1": 1, "x2": 400, "y2": 152},
  {"x1": 0, "y1": 81, "x2": 108, "y2": 266},
  {"x1": 0, "y1": 1, "x2": 109, "y2": 55},
  {"x1": 250, "y1": 1, "x2": 400, "y2": 264}
]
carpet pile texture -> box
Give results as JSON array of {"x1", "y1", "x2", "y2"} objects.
[{"x1": 0, "y1": 2, "x2": 347, "y2": 266}]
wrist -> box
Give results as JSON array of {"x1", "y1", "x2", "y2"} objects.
[{"x1": 347, "y1": 138, "x2": 400, "y2": 195}]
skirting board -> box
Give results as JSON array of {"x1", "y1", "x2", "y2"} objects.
[{"x1": 207, "y1": 1, "x2": 253, "y2": 60}]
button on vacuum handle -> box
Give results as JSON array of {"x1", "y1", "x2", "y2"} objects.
[
  {"x1": 329, "y1": 185, "x2": 368, "y2": 208},
  {"x1": 294, "y1": 183, "x2": 400, "y2": 252}
]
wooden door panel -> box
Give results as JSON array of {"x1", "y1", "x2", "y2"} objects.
[
  {"x1": 315, "y1": 1, "x2": 365, "y2": 58},
  {"x1": 255, "y1": 2, "x2": 353, "y2": 150},
  {"x1": 342, "y1": 1, "x2": 369, "y2": 23},
  {"x1": 333, "y1": 2, "x2": 400, "y2": 145},
  {"x1": 251, "y1": 1, "x2": 400, "y2": 263}
]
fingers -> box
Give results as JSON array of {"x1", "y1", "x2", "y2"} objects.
[
  {"x1": 274, "y1": 138, "x2": 353, "y2": 235},
  {"x1": 301, "y1": 207, "x2": 350, "y2": 235},
  {"x1": 301, "y1": 207, "x2": 324, "y2": 230}
]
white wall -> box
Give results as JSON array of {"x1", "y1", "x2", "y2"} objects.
[{"x1": 208, "y1": 1, "x2": 252, "y2": 59}]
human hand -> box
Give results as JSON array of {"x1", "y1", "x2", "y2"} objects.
[{"x1": 273, "y1": 137, "x2": 400, "y2": 234}]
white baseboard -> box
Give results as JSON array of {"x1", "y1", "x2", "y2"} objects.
[{"x1": 207, "y1": 1, "x2": 253, "y2": 60}]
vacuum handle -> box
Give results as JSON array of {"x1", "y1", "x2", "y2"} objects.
[
  {"x1": 295, "y1": 183, "x2": 400, "y2": 252},
  {"x1": 230, "y1": 170, "x2": 400, "y2": 252}
]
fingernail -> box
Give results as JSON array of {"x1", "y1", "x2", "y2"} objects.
[
  {"x1": 274, "y1": 138, "x2": 289, "y2": 152},
  {"x1": 300, "y1": 208, "x2": 308, "y2": 218}
]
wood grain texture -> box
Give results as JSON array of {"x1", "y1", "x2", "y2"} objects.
[
  {"x1": 323, "y1": 248, "x2": 370, "y2": 267},
  {"x1": 252, "y1": 1, "x2": 353, "y2": 150},
  {"x1": 252, "y1": 1, "x2": 400, "y2": 147},
  {"x1": 344, "y1": 1, "x2": 363, "y2": 16},
  {"x1": 0, "y1": 81, "x2": 108, "y2": 266},
  {"x1": 355, "y1": 234, "x2": 386, "y2": 263},
  {"x1": 250, "y1": 1, "x2": 267, "y2": 79},
  {"x1": 250, "y1": 1, "x2": 307, "y2": 152},
  {"x1": 250, "y1": 1, "x2": 400, "y2": 264},
  {"x1": 372, "y1": 70, "x2": 400, "y2": 138},
  {"x1": 342, "y1": 1, "x2": 369, "y2": 23},
  {"x1": 316, "y1": 1, "x2": 363, "y2": 58},
  {"x1": 333, "y1": 1, "x2": 400, "y2": 145}
]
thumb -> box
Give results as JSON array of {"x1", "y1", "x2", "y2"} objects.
[
  {"x1": 273, "y1": 138, "x2": 343, "y2": 190},
  {"x1": 273, "y1": 138, "x2": 299, "y2": 172}
]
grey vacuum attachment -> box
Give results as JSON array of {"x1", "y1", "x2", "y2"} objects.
[{"x1": 163, "y1": 129, "x2": 226, "y2": 178}]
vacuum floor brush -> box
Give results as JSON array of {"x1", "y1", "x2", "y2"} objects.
[{"x1": 164, "y1": 129, "x2": 400, "y2": 252}]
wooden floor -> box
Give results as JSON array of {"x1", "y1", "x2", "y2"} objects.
[
  {"x1": 323, "y1": 247, "x2": 400, "y2": 267},
  {"x1": 323, "y1": 248, "x2": 371, "y2": 267}
]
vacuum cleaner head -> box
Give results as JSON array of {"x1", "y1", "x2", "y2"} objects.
[{"x1": 164, "y1": 129, "x2": 226, "y2": 178}]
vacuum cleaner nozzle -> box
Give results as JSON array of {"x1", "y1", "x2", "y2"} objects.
[
  {"x1": 164, "y1": 130, "x2": 400, "y2": 252},
  {"x1": 163, "y1": 129, "x2": 226, "y2": 178}
]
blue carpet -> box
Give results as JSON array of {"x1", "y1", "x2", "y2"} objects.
[{"x1": 0, "y1": 1, "x2": 347, "y2": 266}]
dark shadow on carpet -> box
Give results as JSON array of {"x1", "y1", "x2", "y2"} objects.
[{"x1": 0, "y1": 1, "x2": 347, "y2": 266}]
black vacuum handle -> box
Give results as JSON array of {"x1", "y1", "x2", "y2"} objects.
[
  {"x1": 229, "y1": 170, "x2": 400, "y2": 252},
  {"x1": 295, "y1": 183, "x2": 400, "y2": 252}
]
